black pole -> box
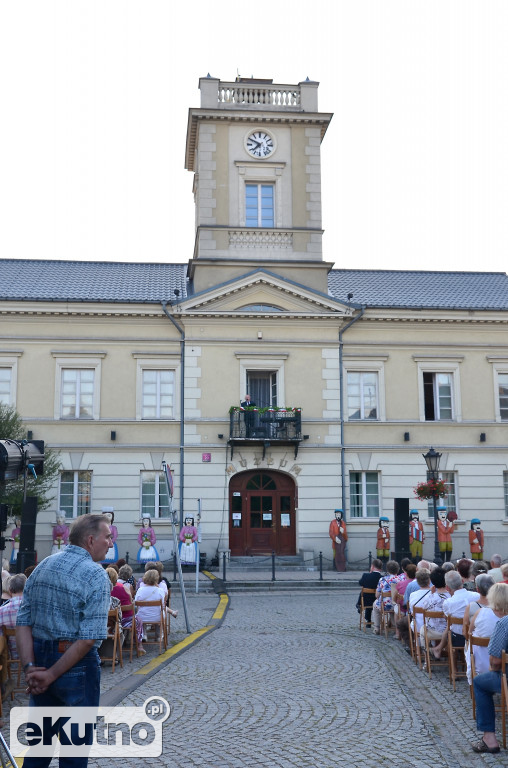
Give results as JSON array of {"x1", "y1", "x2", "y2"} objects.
[
  {"x1": 432, "y1": 492, "x2": 443, "y2": 567},
  {"x1": 222, "y1": 551, "x2": 227, "y2": 582},
  {"x1": 368, "y1": 551, "x2": 372, "y2": 568},
  {"x1": 125, "y1": 551, "x2": 129, "y2": 564},
  {"x1": 319, "y1": 551, "x2": 323, "y2": 581},
  {"x1": 271, "y1": 551, "x2": 276, "y2": 581},
  {"x1": 173, "y1": 552, "x2": 177, "y2": 582}
]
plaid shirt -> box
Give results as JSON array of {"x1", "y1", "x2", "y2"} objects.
[
  {"x1": 0, "y1": 595, "x2": 23, "y2": 658},
  {"x1": 17, "y1": 545, "x2": 110, "y2": 647},
  {"x1": 488, "y1": 614, "x2": 508, "y2": 659}
]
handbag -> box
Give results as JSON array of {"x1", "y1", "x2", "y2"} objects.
[{"x1": 450, "y1": 629, "x2": 466, "y2": 648}]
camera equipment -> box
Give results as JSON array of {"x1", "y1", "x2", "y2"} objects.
[{"x1": 0, "y1": 439, "x2": 44, "y2": 483}]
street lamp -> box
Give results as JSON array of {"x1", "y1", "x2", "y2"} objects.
[{"x1": 423, "y1": 447, "x2": 442, "y2": 565}]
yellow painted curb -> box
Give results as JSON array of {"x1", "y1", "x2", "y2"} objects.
[
  {"x1": 212, "y1": 593, "x2": 229, "y2": 620},
  {"x1": 134, "y1": 626, "x2": 215, "y2": 675}
]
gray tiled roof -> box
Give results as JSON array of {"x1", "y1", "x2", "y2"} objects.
[
  {"x1": 328, "y1": 269, "x2": 508, "y2": 310},
  {"x1": 0, "y1": 259, "x2": 188, "y2": 302}
]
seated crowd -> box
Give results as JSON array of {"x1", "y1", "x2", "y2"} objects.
[
  {"x1": 0, "y1": 554, "x2": 177, "y2": 703},
  {"x1": 358, "y1": 552, "x2": 508, "y2": 755}
]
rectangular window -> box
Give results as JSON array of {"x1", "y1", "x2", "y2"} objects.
[
  {"x1": 423, "y1": 372, "x2": 453, "y2": 420},
  {"x1": 499, "y1": 373, "x2": 508, "y2": 421},
  {"x1": 347, "y1": 372, "x2": 378, "y2": 419},
  {"x1": 141, "y1": 471, "x2": 170, "y2": 519},
  {"x1": 427, "y1": 472, "x2": 457, "y2": 518},
  {"x1": 350, "y1": 471, "x2": 380, "y2": 518},
  {"x1": 0, "y1": 368, "x2": 12, "y2": 405},
  {"x1": 504, "y1": 472, "x2": 508, "y2": 518},
  {"x1": 247, "y1": 371, "x2": 277, "y2": 408},
  {"x1": 61, "y1": 369, "x2": 94, "y2": 419},
  {"x1": 142, "y1": 370, "x2": 175, "y2": 419},
  {"x1": 59, "y1": 471, "x2": 92, "y2": 518},
  {"x1": 245, "y1": 184, "x2": 274, "y2": 228}
]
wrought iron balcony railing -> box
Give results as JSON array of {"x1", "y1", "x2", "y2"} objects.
[{"x1": 229, "y1": 407, "x2": 302, "y2": 458}]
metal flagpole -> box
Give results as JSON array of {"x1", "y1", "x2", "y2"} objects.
[{"x1": 162, "y1": 461, "x2": 191, "y2": 633}]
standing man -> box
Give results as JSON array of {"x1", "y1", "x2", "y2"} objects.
[
  {"x1": 436, "y1": 505, "x2": 455, "y2": 562},
  {"x1": 240, "y1": 394, "x2": 256, "y2": 437},
  {"x1": 329, "y1": 509, "x2": 348, "y2": 572},
  {"x1": 16, "y1": 514, "x2": 112, "y2": 768},
  {"x1": 409, "y1": 509, "x2": 425, "y2": 562},
  {"x1": 469, "y1": 518, "x2": 484, "y2": 560},
  {"x1": 356, "y1": 558, "x2": 383, "y2": 624}
]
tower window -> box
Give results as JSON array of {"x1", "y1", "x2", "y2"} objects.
[{"x1": 245, "y1": 184, "x2": 274, "y2": 228}]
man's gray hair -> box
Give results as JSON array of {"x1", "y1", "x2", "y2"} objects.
[
  {"x1": 8, "y1": 573, "x2": 26, "y2": 594},
  {"x1": 490, "y1": 554, "x2": 502, "y2": 567},
  {"x1": 69, "y1": 514, "x2": 109, "y2": 547},
  {"x1": 445, "y1": 570, "x2": 463, "y2": 591}
]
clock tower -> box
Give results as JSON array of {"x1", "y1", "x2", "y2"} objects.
[{"x1": 185, "y1": 75, "x2": 333, "y2": 293}]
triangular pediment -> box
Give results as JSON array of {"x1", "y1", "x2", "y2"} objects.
[{"x1": 176, "y1": 270, "x2": 355, "y2": 318}]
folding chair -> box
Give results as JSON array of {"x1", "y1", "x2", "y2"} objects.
[
  {"x1": 3, "y1": 627, "x2": 24, "y2": 697},
  {"x1": 120, "y1": 602, "x2": 136, "y2": 662},
  {"x1": 100, "y1": 607, "x2": 123, "y2": 671},
  {"x1": 469, "y1": 636, "x2": 490, "y2": 719},
  {"x1": 412, "y1": 607, "x2": 425, "y2": 669},
  {"x1": 446, "y1": 614, "x2": 467, "y2": 691},
  {"x1": 422, "y1": 609, "x2": 447, "y2": 679},
  {"x1": 359, "y1": 587, "x2": 377, "y2": 631},
  {"x1": 135, "y1": 599, "x2": 167, "y2": 654},
  {"x1": 380, "y1": 591, "x2": 395, "y2": 639}
]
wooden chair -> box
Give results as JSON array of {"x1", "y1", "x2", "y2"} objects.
[
  {"x1": 380, "y1": 591, "x2": 395, "y2": 639},
  {"x1": 422, "y1": 609, "x2": 447, "y2": 679},
  {"x1": 100, "y1": 607, "x2": 123, "y2": 671},
  {"x1": 359, "y1": 588, "x2": 377, "y2": 631},
  {"x1": 135, "y1": 599, "x2": 167, "y2": 654},
  {"x1": 406, "y1": 609, "x2": 417, "y2": 662},
  {"x1": 120, "y1": 603, "x2": 136, "y2": 662},
  {"x1": 3, "y1": 627, "x2": 23, "y2": 696},
  {"x1": 165, "y1": 586, "x2": 173, "y2": 638},
  {"x1": 412, "y1": 606, "x2": 426, "y2": 669},
  {"x1": 446, "y1": 614, "x2": 467, "y2": 690},
  {"x1": 469, "y1": 636, "x2": 490, "y2": 719}
]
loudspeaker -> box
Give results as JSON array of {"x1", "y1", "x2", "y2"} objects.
[
  {"x1": 16, "y1": 550, "x2": 37, "y2": 573},
  {"x1": 393, "y1": 498, "x2": 410, "y2": 562},
  {"x1": 18, "y1": 495, "x2": 38, "y2": 554}
]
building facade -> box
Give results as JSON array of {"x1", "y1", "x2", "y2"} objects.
[{"x1": 1, "y1": 75, "x2": 508, "y2": 565}]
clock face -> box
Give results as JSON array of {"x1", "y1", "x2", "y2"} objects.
[{"x1": 246, "y1": 130, "x2": 274, "y2": 158}]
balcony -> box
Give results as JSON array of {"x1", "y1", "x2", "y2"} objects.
[{"x1": 229, "y1": 407, "x2": 303, "y2": 459}]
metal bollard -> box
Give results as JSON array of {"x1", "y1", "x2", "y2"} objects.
[
  {"x1": 368, "y1": 551, "x2": 372, "y2": 568},
  {"x1": 173, "y1": 553, "x2": 177, "y2": 582},
  {"x1": 271, "y1": 551, "x2": 276, "y2": 581},
  {"x1": 222, "y1": 551, "x2": 227, "y2": 582},
  {"x1": 125, "y1": 552, "x2": 129, "y2": 564},
  {"x1": 319, "y1": 551, "x2": 323, "y2": 581}
]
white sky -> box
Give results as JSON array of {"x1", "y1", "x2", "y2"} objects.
[{"x1": 1, "y1": 1, "x2": 508, "y2": 273}]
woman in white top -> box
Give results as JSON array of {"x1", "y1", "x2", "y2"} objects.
[
  {"x1": 135, "y1": 569, "x2": 178, "y2": 623},
  {"x1": 467, "y1": 580, "x2": 507, "y2": 683}
]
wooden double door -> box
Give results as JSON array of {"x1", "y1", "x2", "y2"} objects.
[{"x1": 229, "y1": 471, "x2": 296, "y2": 556}]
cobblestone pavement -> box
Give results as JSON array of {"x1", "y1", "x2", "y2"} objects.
[{"x1": 3, "y1": 588, "x2": 504, "y2": 768}]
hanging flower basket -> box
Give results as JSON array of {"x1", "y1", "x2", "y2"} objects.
[{"x1": 413, "y1": 479, "x2": 448, "y2": 501}]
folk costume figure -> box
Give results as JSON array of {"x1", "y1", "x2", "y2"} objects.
[
  {"x1": 137, "y1": 514, "x2": 159, "y2": 562},
  {"x1": 329, "y1": 509, "x2": 348, "y2": 572},
  {"x1": 102, "y1": 508, "x2": 118, "y2": 563},
  {"x1": 469, "y1": 518, "x2": 484, "y2": 560},
  {"x1": 376, "y1": 517, "x2": 390, "y2": 567},
  {"x1": 436, "y1": 506, "x2": 454, "y2": 562},
  {"x1": 409, "y1": 509, "x2": 424, "y2": 561},
  {"x1": 179, "y1": 516, "x2": 199, "y2": 565},
  {"x1": 51, "y1": 511, "x2": 70, "y2": 555},
  {"x1": 10, "y1": 517, "x2": 21, "y2": 564}
]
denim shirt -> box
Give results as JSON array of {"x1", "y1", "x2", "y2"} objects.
[{"x1": 17, "y1": 545, "x2": 110, "y2": 647}]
